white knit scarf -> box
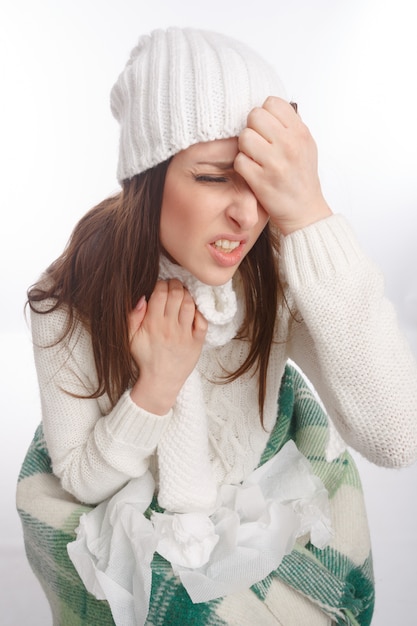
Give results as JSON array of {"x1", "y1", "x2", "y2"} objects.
[
  {"x1": 158, "y1": 255, "x2": 244, "y2": 348},
  {"x1": 156, "y1": 256, "x2": 244, "y2": 513}
]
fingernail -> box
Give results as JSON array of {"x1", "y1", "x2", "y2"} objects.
[{"x1": 136, "y1": 295, "x2": 146, "y2": 311}]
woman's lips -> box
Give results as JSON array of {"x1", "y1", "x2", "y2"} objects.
[{"x1": 208, "y1": 238, "x2": 246, "y2": 267}]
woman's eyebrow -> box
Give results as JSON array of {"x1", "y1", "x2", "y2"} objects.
[{"x1": 195, "y1": 160, "x2": 234, "y2": 169}]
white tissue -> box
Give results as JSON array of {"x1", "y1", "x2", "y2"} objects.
[
  {"x1": 166, "y1": 440, "x2": 333, "y2": 603},
  {"x1": 67, "y1": 440, "x2": 333, "y2": 626},
  {"x1": 151, "y1": 511, "x2": 219, "y2": 568},
  {"x1": 67, "y1": 472, "x2": 157, "y2": 626}
]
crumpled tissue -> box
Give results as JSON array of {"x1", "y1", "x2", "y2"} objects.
[
  {"x1": 67, "y1": 472, "x2": 157, "y2": 626},
  {"x1": 68, "y1": 440, "x2": 333, "y2": 626}
]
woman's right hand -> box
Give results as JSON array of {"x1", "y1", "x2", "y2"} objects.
[{"x1": 128, "y1": 279, "x2": 208, "y2": 414}]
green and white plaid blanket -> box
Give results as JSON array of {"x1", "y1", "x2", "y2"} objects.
[{"x1": 17, "y1": 365, "x2": 374, "y2": 625}]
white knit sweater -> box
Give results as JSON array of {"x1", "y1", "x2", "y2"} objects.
[{"x1": 31, "y1": 215, "x2": 417, "y2": 506}]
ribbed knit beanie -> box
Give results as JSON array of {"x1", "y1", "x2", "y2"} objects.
[{"x1": 110, "y1": 27, "x2": 286, "y2": 181}]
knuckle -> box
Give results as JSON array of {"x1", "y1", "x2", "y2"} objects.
[
  {"x1": 234, "y1": 151, "x2": 243, "y2": 169},
  {"x1": 169, "y1": 278, "x2": 185, "y2": 295},
  {"x1": 182, "y1": 292, "x2": 196, "y2": 309},
  {"x1": 246, "y1": 106, "x2": 262, "y2": 125},
  {"x1": 238, "y1": 126, "x2": 251, "y2": 146},
  {"x1": 183, "y1": 297, "x2": 194, "y2": 310},
  {"x1": 234, "y1": 150, "x2": 249, "y2": 168},
  {"x1": 153, "y1": 280, "x2": 168, "y2": 295},
  {"x1": 195, "y1": 310, "x2": 208, "y2": 329},
  {"x1": 263, "y1": 95, "x2": 278, "y2": 110}
]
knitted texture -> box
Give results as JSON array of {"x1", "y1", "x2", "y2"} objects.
[
  {"x1": 110, "y1": 27, "x2": 286, "y2": 181},
  {"x1": 17, "y1": 365, "x2": 375, "y2": 625},
  {"x1": 158, "y1": 368, "x2": 218, "y2": 512},
  {"x1": 157, "y1": 256, "x2": 245, "y2": 511},
  {"x1": 29, "y1": 215, "x2": 417, "y2": 508}
]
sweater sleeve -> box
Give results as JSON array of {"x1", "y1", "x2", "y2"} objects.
[
  {"x1": 31, "y1": 306, "x2": 171, "y2": 504},
  {"x1": 281, "y1": 214, "x2": 417, "y2": 468}
]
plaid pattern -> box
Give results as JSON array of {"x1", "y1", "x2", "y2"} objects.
[{"x1": 17, "y1": 365, "x2": 374, "y2": 625}]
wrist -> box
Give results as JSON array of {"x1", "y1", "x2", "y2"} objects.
[
  {"x1": 130, "y1": 377, "x2": 177, "y2": 415},
  {"x1": 276, "y1": 203, "x2": 333, "y2": 236}
]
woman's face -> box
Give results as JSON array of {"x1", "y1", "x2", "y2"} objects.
[{"x1": 160, "y1": 138, "x2": 269, "y2": 286}]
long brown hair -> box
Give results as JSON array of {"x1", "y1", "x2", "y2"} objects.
[{"x1": 28, "y1": 159, "x2": 281, "y2": 420}]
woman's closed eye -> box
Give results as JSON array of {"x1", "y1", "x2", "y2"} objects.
[{"x1": 194, "y1": 174, "x2": 229, "y2": 184}]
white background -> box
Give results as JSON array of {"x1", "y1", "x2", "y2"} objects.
[{"x1": 1, "y1": 1, "x2": 416, "y2": 624}]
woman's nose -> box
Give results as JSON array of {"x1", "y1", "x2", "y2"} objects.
[{"x1": 226, "y1": 182, "x2": 260, "y2": 230}]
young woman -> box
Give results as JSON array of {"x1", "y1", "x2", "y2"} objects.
[{"x1": 19, "y1": 27, "x2": 417, "y2": 626}]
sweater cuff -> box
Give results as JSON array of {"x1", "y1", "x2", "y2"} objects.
[
  {"x1": 280, "y1": 214, "x2": 365, "y2": 290},
  {"x1": 105, "y1": 390, "x2": 172, "y2": 449}
]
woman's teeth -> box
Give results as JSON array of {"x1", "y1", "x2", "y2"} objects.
[{"x1": 213, "y1": 239, "x2": 240, "y2": 253}]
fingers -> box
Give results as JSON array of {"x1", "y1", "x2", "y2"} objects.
[
  {"x1": 233, "y1": 149, "x2": 262, "y2": 191},
  {"x1": 234, "y1": 95, "x2": 330, "y2": 233},
  {"x1": 245, "y1": 109, "x2": 276, "y2": 144},
  {"x1": 237, "y1": 98, "x2": 296, "y2": 171},
  {"x1": 138, "y1": 279, "x2": 207, "y2": 340},
  {"x1": 239, "y1": 97, "x2": 300, "y2": 154},
  {"x1": 261, "y1": 96, "x2": 300, "y2": 127},
  {"x1": 165, "y1": 280, "x2": 208, "y2": 341},
  {"x1": 237, "y1": 127, "x2": 269, "y2": 168},
  {"x1": 242, "y1": 97, "x2": 298, "y2": 144},
  {"x1": 164, "y1": 279, "x2": 194, "y2": 326},
  {"x1": 193, "y1": 309, "x2": 209, "y2": 341},
  {"x1": 128, "y1": 296, "x2": 148, "y2": 341}
]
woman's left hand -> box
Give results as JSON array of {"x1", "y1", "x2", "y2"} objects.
[{"x1": 234, "y1": 96, "x2": 332, "y2": 235}]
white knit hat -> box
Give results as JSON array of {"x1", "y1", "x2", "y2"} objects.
[{"x1": 110, "y1": 27, "x2": 287, "y2": 181}]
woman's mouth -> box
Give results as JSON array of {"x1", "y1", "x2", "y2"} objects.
[
  {"x1": 208, "y1": 238, "x2": 246, "y2": 267},
  {"x1": 212, "y1": 239, "x2": 240, "y2": 253}
]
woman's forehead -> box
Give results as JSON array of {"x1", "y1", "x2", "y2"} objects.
[{"x1": 175, "y1": 138, "x2": 239, "y2": 164}]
